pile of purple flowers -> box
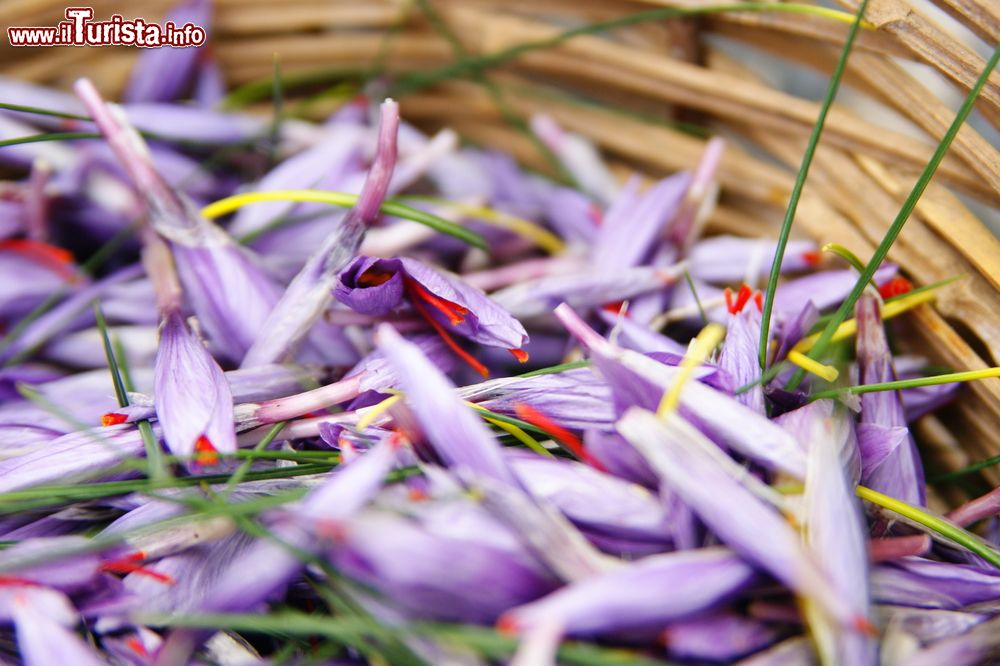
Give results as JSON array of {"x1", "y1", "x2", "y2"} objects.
[{"x1": 0, "y1": 16, "x2": 999, "y2": 666}]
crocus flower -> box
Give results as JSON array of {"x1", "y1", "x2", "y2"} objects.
[
  {"x1": 718, "y1": 283, "x2": 765, "y2": 413},
  {"x1": 531, "y1": 114, "x2": 618, "y2": 204},
  {"x1": 663, "y1": 612, "x2": 780, "y2": 662},
  {"x1": 153, "y1": 309, "x2": 235, "y2": 464},
  {"x1": 336, "y1": 254, "x2": 529, "y2": 376},
  {"x1": 374, "y1": 324, "x2": 516, "y2": 485},
  {"x1": 123, "y1": 0, "x2": 212, "y2": 103},
  {"x1": 855, "y1": 293, "x2": 926, "y2": 505},
  {"x1": 589, "y1": 172, "x2": 690, "y2": 274},
  {"x1": 501, "y1": 547, "x2": 756, "y2": 636},
  {"x1": 240, "y1": 99, "x2": 399, "y2": 368},
  {"x1": 505, "y1": 451, "x2": 672, "y2": 546},
  {"x1": 688, "y1": 235, "x2": 817, "y2": 284},
  {"x1": 326, "y1": 507, "x2": 559, "y2": 624},
  {"x1": 799, "y1": 401, "x2": 876, "y2": 665},
  {"x1": 871, "y1": 557, "x2": 1000, "y2": 609},
  {"x1": 73, "y1": 78, "x2": 287, "y2": 365},
  {"x1": 618, "y1": 408, "x2": 870, "y2": 630},
  {"x1": 4, "y1": 586, "x2": 107, "y2": 666},
  {"x1": 555, "y1": 303, "x2": 807, "y2": 479},
  {"x1": 902, "y1": 615, "x2": 1000, "y2": 666}
]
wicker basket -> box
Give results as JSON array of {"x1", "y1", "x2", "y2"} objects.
[{"x1": 2, "y1": 0, "x2": 999, "y2": 498}]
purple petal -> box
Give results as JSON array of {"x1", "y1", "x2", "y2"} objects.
[
  {"x1": 503, "y1": 547, "x2": 755, "y2": 636},
  {"x1": 154, "y1": 309, "x2": 235, "y2": 461},
  {"x1": 855, "y1": 294, "x2": 925, "y2": 505},
  {"x1": 375, "y1": 324, "x2": 515, "y2": 485},
  {"x1": 618, "y1": 408, "x2": 867, "y2": 629},
  {"x1": 123, "y1": 0, "x2": 212, "y2": 103}
]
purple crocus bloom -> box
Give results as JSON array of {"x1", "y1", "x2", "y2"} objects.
[
  {"x1": 123, "y1": 0, "x2": 212, "y2": 103},
  {"x1": 502, "y1": 547, "x2": 755, "y2": 636},
  {"x1": 336, "y1": 255, "x2": 530, "y2": 373},
  {"x1": 240, "y1": 100, "x2": 399, "y2": 368},
  {"x1": 555, "y1": 303, "x2": 807, "y2": 479},
  {"x1": 505, "y1": 451, "x2": 672, "y2": 545},
  {"x1": 73, "y1": 78, "x2": 286, "y2": 364},
  {"x1": 903, "y1": 615, "x2": 1000, "y2": 666},
  {"x1": 3, "y1": 586, "x2": 107, "y2": 666},
  {"x1": 590, "y1": 172, "x2": 691, "y2": 274},
  {"x1": 618, "y1": 408, "x2": 871, "y2": 631},
  {"x1": 375, "y1": 324, "x2": 516, "y2": 485},
  {"x1": 153, "y1": 309, "x2": 235, "y2": 465},
  {"x1": 688, "y1": 236, "x2": 817, "y2": 285},
  {"x1": 326, "y1": 506, "x2": 559, "y2": 624},
  {"x1": 871, "y1": 556, "x2": 1000, "y2": 609},
  {"x1": 663, "y1": 612, "x2": 780, "y2": 662},
  {"x1": 156, "y1": 439, "x2": 398, "y2": 662},
  {"x1": 855, "y1": 294, "x2": 926, "y2": 505},
  {"x1": 0, "y1": 424, "x2": 146, "y2": 493},
  {"x1": 799, "y1": 401, "x2": 876, "y2": 665},
  {"x1": 718, "y1": 284, "x2": 765, "y2": 413}
]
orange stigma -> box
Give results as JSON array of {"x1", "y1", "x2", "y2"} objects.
[
  {"x1": 878, "y1": 276, "x2": 913, "y2": 300},
  {"x1": 356, "y1": 268, "x2": 394, "y2": 287},
  {"x1": 801, "y1": 250, "x2": 821, "y2": 266},
  {"x1": 405, "y1": 277, "x2": 468, "y2": 326},
  {"x1": 514, "y1": 403, "x2": 605, "y2": 470},
  {"x1": 194, "y1": 435, "x2": 219, "y2": 466},
  {"x1": 724, "y1": 283, "x2": 754, "y2": 315},
  {"x1": 101, "y1": 412, "x2": 127, "y2": 427},
  {"x1": 100, "y1": 554, "x2": 174, "y2": 585},
  {"x1": 405, "y1": 279, "x2": 488, "y2": 378},
  {"x1": 0, "y1": 239, "x2": 78, "y2": 281},
  {"x1": 509, "y1": 348, "x2": 529, "y2": 363}
]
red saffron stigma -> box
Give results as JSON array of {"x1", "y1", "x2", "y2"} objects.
[
  {"x1": 725, "y1": 283, "x2": 754, "y2": 314},
  {"x1": 587, "y1": 203, "x2": 604, "y2": 226},
  {"x1": 0, "y1": 576, "x2": 38, "y2": 587},
  {"x1": 513, "y1": 403, "x2": 605, "y2": 471},
  {"x1": 101, "y1": 412, "x2": 127, "y2": 427},
  {"x1": 878, "y1": 276, "x2": 913, "y2": 300},
  {"x1": 495, "y1": 613, "x2": 519, "y2": 636},
  {"x1": 194, "y1": 435, "x2": 219, "y2": 466},
  {"x1": 125, "y1": 636, "x2": 148, "y2": 657},
  {"x1": 405, "y1": 277, "x2": 468, "y2": 326},
  {"x1": 801, "y1": 250, "x2": 821, "y2": 266},
  {"x1": 509, "y1": 348, "x2": 529, "y2": 363},
  {"x1": 601, "y1": 300, "x2": 626, "y2": 315},
  {"x1": 409, "y1": 288, "x2": 489, "y2": 378},
  {"x1": 753, "y1": 291, "x2": 763, "y2": 312},
  {"x1": 853, "y1": 615, "x2": 879, "y2": 637},
  {"x1": 0, "y1": 239, "x2": 78, "y2": 281},
  {"x1": 100, "y1": 558, "x2": 174, "y2": 585},
  {"x1": 356, "y1": 268, "x2": 394, "y2": 287}
]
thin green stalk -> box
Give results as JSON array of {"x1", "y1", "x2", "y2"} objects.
[
  {"x1": 683, "y1": 269, "x2": 709, "y2": 326},
  {"x1": 137, "y1": 611, "x2": 674, "y2": 666},
  {"x1": 92, "y1": 303, "x2": 129, "y2": 408},
  {"x1": 0, "y1": 131, "x2": 101, "y2": 148},
  {"x1": 856, "y1": 485, "x2": 1000, "y2": 569},
  {"x1": 757, "y1": 0, "x2": 870, "y2": 369},
  {"x1": 810, "y1": 367, "x2": 999, "y2": 401},
  {"x1": 789, "y1": 43, "x2": 1000, "y2": 390},
  {"x1": 223, "y1": 422, "x2": 288, "y2": 494},
  {"x1": 0, "y1": 102, "x2": 90, "y2": 121}
]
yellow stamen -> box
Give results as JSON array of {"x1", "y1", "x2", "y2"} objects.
[
  {"x1": 793, "y1": 287, "x2": 938, "y2": 354},
  {"x1": 466, "y1": 402, "x2": 554, "y2": 458},
  {"x1": 657, "y1": 323, "x2": 726, "y2": 416},
  {"x1": 786, "y1": 350, "x2": 839, "y2": 382},
  {"x1": 417, "y1": 199, "x2": 565, "y2": 255},
  {"x1": 201, "y1": 190, "x2": 358, "y2": 220},
  {"x1": 355, "y1": 394, "x2": 402, "y2": 431}
]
